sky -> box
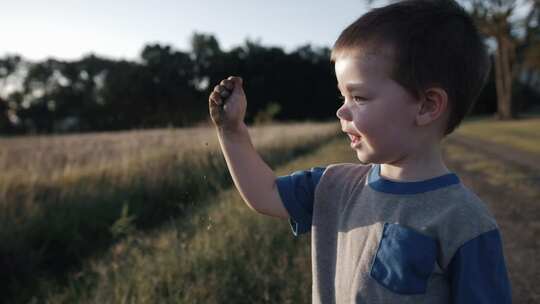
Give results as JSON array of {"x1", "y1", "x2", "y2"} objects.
[{"x1": 0, "y1": 0, "x2": 372, "y2": 62}]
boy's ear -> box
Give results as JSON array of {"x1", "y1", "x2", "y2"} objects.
[{"x1": 415, "y1": 87, "x2": 448, "y2": 127}]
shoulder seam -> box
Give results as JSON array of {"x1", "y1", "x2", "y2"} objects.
[{"x1": 444, "y1": 226, "x2": 499, "y2": 270}]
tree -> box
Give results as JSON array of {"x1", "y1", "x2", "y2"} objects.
[
  {"x1": 0, "y1": 55, "x2": 21, "y2": 93},
  {"x1": 466, "y1": 0, "x2": 539, "y2": 119},
  {"x1": 521, "y1": 1, "x2": 540, "y2": 90},
  {"x1": 140, "y1": 44, "x2": 201, "y2": 127},
  {"x1": 1, "y1": 33, "x2": 345, "y2": 134},
  {"x1": 190, "y1": 32, "x2": 223, "y2": 90},
  {"x1": 0, "y1": 55, "x2": 21, "y2": 133}
]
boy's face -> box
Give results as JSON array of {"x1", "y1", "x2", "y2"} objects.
[{"x1": 335, "y1": 52, "x2": 421, "y2": 165}]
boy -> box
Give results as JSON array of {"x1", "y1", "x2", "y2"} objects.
[{"x1": 208, "y1": 0, "x2": 512, "y2": 303}]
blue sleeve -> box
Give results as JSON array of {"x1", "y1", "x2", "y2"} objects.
[
  {"x1": 448, "y1": 229, "x2": 512, "y2": 304},
  {"x1": 275, "y1": 167, "x2": 326, "y2": 236}
]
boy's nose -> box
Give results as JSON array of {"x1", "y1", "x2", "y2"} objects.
[{"x1": 336, "y1": 103, "x2": 352, "y2": 121}]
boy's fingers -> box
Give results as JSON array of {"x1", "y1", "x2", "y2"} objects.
[
  {"x1": 227, "y1": 76, "x2": 243, "y2": 86},
  {"x1": 212, "y1": 82, "x2": 232, "y2": 99},
  {"x1": 209, "y1": 106, "x2": 222, "y2": 124},
  {"x1": 209, "y1": 92, "x2": 222, "y2": 105},
  {"x1": 210, "y1": 77, "x2": 238, "y2": 108},
  {"x1": 213, "y1": 85, "x2": 223, "y2": 93},
  {"x1": 220, "y1": 90, "x2": 231, "y2": 99},
  {"x1": 213, "y1": 84, "x2": 232, "y2": 97},
  {"x1": 220, "y1": 79, "x2": 234, "y2": 90}
]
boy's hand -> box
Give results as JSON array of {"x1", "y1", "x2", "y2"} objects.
[{"x1": 209, "y1": 76, "x2": 246, "y2": 132}]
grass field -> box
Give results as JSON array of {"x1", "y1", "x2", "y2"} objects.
[
  {"x1": 3, "y1": 115, "x2": 539, "y2": 303},
  {"x1": 444, "y1": 134, "x2": 540, "y2": 302},
  {"x1": 0, "y1": 121, "x2": 340, "y2": 303},
  {"x1": 43, "y1": 136, "x2": 357, "y2": 304},
  {"x1": 43, "y1": 116, "x2": 540, "y2": 303},
  {"x1": 455, "y1": 115, "x2": 540, "y2": 155}
]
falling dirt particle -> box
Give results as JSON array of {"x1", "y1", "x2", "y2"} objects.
[{"x1": 207, "y1": 217, "x2": 213, "y2": 230}]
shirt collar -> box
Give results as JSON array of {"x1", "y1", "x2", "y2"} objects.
[{"x1": 367, "y1": 163, "x2": 460, "y2": 194}]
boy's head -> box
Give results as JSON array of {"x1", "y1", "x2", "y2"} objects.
[{"x1": 332, "y1": 0, "x2": 490, "y2": 138}]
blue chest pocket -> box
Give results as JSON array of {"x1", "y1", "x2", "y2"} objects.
[{"x1": 370, "y1": 223, "x2": 438, "y2": 295}]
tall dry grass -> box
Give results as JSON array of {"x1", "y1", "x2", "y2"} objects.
[
  {"x1": 0, "y1": 121, "x2": 339, "y2": 302},
  {"x1": 44, "y1": 135, "x2": 357, "y2": 304},
  {"x1": 40, "y1": 117, "x2": 540, "y2": 303}
]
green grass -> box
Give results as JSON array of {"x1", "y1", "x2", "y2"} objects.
[
  {"x1": 41, "y1": 117, "x2": 540, "y2": 304},
  {"x1": 10, "y1": 115, "x2": 540, "y2": 303},
  {"x1": 456, "y1": 115, "x2": 540, "y2": 154},
  {"x1": 444, "y1": 143, "x2": 540, "y2": 200},
  {"x1": 42, "y1": 136, "x2": 357, "y2": 303},
  {"x1": 443, "y1": 129, "x2": 540, "y2": 304},
  {"x1": 0, "y1": 122, "x2": 340, "y2": 303}
]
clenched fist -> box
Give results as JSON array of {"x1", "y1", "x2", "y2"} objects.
[{"x1": 208, "y1": 76, "x2": 247, "y2": 132}]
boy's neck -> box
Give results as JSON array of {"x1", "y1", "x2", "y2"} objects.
[{"x1": 378, "y1": 143, "x2": 451, "y2": 182}]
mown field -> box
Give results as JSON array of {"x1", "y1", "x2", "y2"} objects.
[
  {"x1": 0, "y1": 121, "x2": 340, "y2": 303},
  {"x1": 2, "y1": 116, "x2": 539, "y2": 303},
  {"x1": 449, "y1": 116, "x2": 540, "y2": 303},
  {"x1": 453, "y1": 114, "x2": 540, "y2": 155}
]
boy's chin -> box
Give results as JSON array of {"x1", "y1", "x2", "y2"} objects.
[
  {"x1": 355, "y1": 151, "x2": 372, "y2": 165},
  {"x1": 355, "y1": 150, "x2": 385, "y2": 166}
]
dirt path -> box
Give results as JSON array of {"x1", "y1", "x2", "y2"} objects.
[{"x1": 444, "y1": 135, "x2": 540, "y2": 304}]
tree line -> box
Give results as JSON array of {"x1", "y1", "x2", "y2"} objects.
[
  {"x1": 0, "y1": 34, "x2": 342, "y2": 134},
  {"x1": 467, "y1": 0, "x2": 540, "y2": 119},
  {"x1": 0, "y1": 27, "x2": 538, "y2": 135}
]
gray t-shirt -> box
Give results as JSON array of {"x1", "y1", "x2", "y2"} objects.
[{"x1": 276, "y1": 163, "x2": 512, "y2": 303}]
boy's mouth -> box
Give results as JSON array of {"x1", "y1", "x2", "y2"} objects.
[{"x1": 347, "y1": 133, "x2": 362, "y2": 144}]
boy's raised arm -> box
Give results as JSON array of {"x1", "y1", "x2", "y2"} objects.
[{"x1": 208, "y1": 76, "x2": 289, "y2": 219}]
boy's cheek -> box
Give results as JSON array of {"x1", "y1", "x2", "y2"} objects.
[{"x1": 352, "y1": 119, "x2": 373, "y2": 134}]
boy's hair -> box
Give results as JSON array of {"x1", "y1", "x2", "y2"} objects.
[{"x1": 331, "y1": 0, "x2": 491, "y2": 136}]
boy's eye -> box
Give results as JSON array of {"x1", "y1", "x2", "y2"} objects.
[
  {"x1": 353, "y1": 96, "x2": 367, "y2": 103},
  {"x1": 338, "y1": 95, "x2": 367, "y2": 104}
]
